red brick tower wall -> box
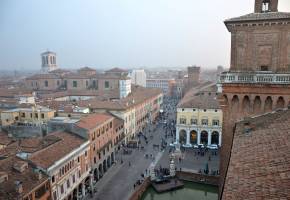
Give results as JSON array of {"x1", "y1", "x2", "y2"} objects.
[
  {"x1": 255, "y1": 0, "x2": 278, "y2": 13},
  {"x1": 219, "y1": 0, "x2": 290, "y2": 198}
]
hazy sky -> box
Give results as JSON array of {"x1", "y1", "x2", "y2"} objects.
[{"x1": 0, "y1": 0, "x2": 290, "y2": 70}]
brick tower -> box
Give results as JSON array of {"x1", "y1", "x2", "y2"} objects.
[{"x1": 218, "y1": 0, "x2": 290, "y2": 197}]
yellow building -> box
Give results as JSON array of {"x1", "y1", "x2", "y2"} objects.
[
  {"x1": 176, "y1": 85, "x2": 222, "y2": 147},
  {"x1": 1, "y1": 106, "x2": 56, "y2": 126}
]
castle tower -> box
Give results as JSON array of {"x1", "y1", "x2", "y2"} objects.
[
  {"x1": 187, "y1": 66, "x2": 200, "y2": 86},
  {"x1": 41, "y1": 51, "x2": 58, "y2": 73},
  {"x1": 218, "y1": 0, "x2": 290, "y2": 197},
  {"x1": 255, "y1": 0, "x2": 278, "y2": 13}
]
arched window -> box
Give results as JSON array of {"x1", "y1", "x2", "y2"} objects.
[{"x1": 262, "y1": 0, "x2": 270, "y2": 12}]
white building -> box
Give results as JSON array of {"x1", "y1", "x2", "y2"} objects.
[
  {"x1": 119, "y1": 78, "x2": 131, "y2": 98},
  {"x1": 128, "y1": 69, "x2": 146, "y2": 87},
  {"x1": 41, "y1": 51, "x2": 58, "y2": 73},
  {"x1": 146, "y1": 79, "x2": 174, "y2": 95}
]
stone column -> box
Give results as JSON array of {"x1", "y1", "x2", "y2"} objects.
[
  {"x1": 90, "y1": 172, "x2": 94, "y2": 193},
  {"x1": 197, "y1": 130, "x2": 201, "y2": 145},
  {"x1": 219, "y1": 132, "x2": 222, "y2": 146},
  {"x1": 186, "y1": 129, "x2": 190, "y2": 146},
  {"x1": 81, "y1": 182, "x2": 86, "y2": 197},
  {"x1": 169, "y1": 160, "x2": 176, "y2": 177},
  {"x1": 76, "y1": 185, "x2": 79, "y2": 200},
  {"x1": 207, "y1": 130, "x2": 212, "y2": 146},
  {"x1": 175, "y1": 127, "x2": 179, "y2": 144}
]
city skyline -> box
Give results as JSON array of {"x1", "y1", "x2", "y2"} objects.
[{"x1": 0, "y1": 0, "x2": 290, "y2": 71}]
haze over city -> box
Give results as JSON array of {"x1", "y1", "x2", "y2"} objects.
[{"x1": 1, "y1": 0, "x2": 290, "y2": 70}]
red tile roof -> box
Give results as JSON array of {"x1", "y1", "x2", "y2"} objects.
[
  {"x1": 28, "y1": 132, "x2": 87, "y2": 169},
  {"x1": 0, "y1": 155, "x2": 49, "y2": 200},
  {"x1": 222, "y1": 109, "x2": 290, "y2": 200},
  {"x1": 76, "y1": 113, "x2": 113, "y2": 130}
]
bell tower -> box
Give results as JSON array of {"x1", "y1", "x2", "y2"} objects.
[
  {"x1": 41, "y1": 51, "x2": 58, "y2": 73},
  {"x1": 255, "y1": 0, "x2": 278, "y2": 13},
  {"x1": 219, "y1": 0, "x2": 290, "y2": 198}
]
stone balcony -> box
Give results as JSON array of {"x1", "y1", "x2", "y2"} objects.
[{"x1": 218, "y1": 71, "x2": 290, "y2": 85}]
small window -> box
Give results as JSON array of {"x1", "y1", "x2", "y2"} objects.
[
  {"x1": 180, "y1": 118, "x2": 186, "y2": 124},
  {"x1": 213, "y1": 120, "x2": 220, "y2": 126},
  {"x1": 203, "y1": 109, "x2": 207, "y2": 112},
  {"x1": 73, "y1": 81, "x2": 77, "y2": 88},
  {"x1": 67, "y1": 179, "x2": 70, "y2": 188},
  {"x1": 77, "y1": 157, "x2": 80, "y2": 163},
  {"x1": 60, "y1": 184, "x2": 64, "y2": 194},
  {"x1": 260, "y1": 66, "x2": 269, "y2": 71},
  {"x1": 201, "y1": 119, "x2": 208, "y2": 126},
  {"x1": 105, "y1": 81, "x2": 109, "y2": 89},
  {"x1": 44, "y1": 80, "x2": 48, "y2": 87},
  {"x1": 41, "y1": 113, "x2": 44, "y2": 119},
  {"x1": 85, "y1": 151, "x2": 87, "y2": 157},
  {"x1": 182, "y1": 109, "x2": 184, "y2": 111},
  {"x1": 191, "y1": 118, "x2": 197, "y2": 125},
  {"x1": 51, "y1": 175, "x2": 55, "y2": 183},
  {"x1": 72, "y1": 175, "x2": 76, "y2": 183}
]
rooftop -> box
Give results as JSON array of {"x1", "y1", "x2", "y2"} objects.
[
  {"x1": 177, "y1": 83, "x2": 219, "y2": 109},
  {"x1": 76, "y1": 113, "x2": 113, "y2": 130},
  {"x1": 225, "y1": 12, "x2": 290, "y2": 23},
  {"x1": 0, "y1": 155, "x2": 49, "y2": 200},
  {"x1": 222, "y1": 109, "x2": 290, "y2": 199},
  {"x1": 28, "y1": 131, "x2": 87, "y2": 169},
  {"x1": 77, "y1": 86, "x2": 162, "y2": 110}
]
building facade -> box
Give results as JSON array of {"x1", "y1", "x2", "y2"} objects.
[
  {"x1": 28, "y1": 132, "x2": 91, "y2": 200},
  {"x1": 218, "y1": 0, "x2": 290, "y2": 196},
  {"x1": 72, "y1": 113, "x2": 120, "y2": 185},
  {"x1": 146, "y1": 79, "x2": 175, "y2": 96},
  {"x1": 128, "y1": 69, "x2": 147, "y2": 87},
  {"x1": 1, "y1": 106, "x2": 56, "y2": 126},
  {"x1": 176, "y1": 86, "x2": 222, "y2": 147}
]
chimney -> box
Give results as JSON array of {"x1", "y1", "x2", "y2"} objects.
[
  {"x1": 15, "y1": 181, "x2": 23, "y2": 194},
  {"x1": 34, "y1": 169, "x2": 43, "y2": 180}
]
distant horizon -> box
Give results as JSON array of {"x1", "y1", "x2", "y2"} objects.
[{"x1": 1, "y1": 0, "x2": 289, "y2": 70}]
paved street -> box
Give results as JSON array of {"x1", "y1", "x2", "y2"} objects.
[
  {"x1": 87, "y1": 97, "x2": 177, "y2": 200},
  {"x1": 86, "y1": 97, "x2": 219, "y2": 200},
  {"x1": 89, "y1": 123, "x2": 173, "y2": 200}
]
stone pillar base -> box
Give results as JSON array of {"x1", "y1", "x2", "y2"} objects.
[{"x1": 183, "y1": 144, "x2": 192, "y2": 148}]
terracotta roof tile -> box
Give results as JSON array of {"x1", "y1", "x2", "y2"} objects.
[
  {"x1": 225, "y1": 12, "x2": 290, "y2": 23},
  {"x1": 28, "y1": 132, "x2": 87, "y2": 169},
  {"x1": 76, "y1": 113, "x2": 113, "y2": 130},
  {"x1": 222, "y1": 109, "x2": 290, "y2": 200}
]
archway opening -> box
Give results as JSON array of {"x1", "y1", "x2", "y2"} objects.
[
  {"x1": 242, "y1": 96, "x2": 251, "y2": 115},
  {"x1": 179, "y1": 130, "x2": 187, "y2": 144},
  {"x1": 276, "y1": 96, "x2": 285, "y2": 109},
  {"x1": 211, "y1": 131, "x2": 219, "y2": 145},
  {"x1": 253, "y1": 96, "x2": 261, "y2": 114},
  {"x1": 103, "y1": 160, "x2": 107, "y2": 173},
  {"x1": 200, "y1": 131, "x2": 208, "y2": 145},
  {"x1": 231, "y1": 95, "x2": 239, "y2": 118},
  {"x1": 190, "y1": 130, "x2": 197, "y2": 145},
  {"x1": 98, "y1": 163, "x2": 103, "y2": 178},
  {"x1": 264, "y1": 96, "x2": 273, "y2": 112},
  {"x1": 94, "y1": 168, "x2": 99, "y2": 181}
]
